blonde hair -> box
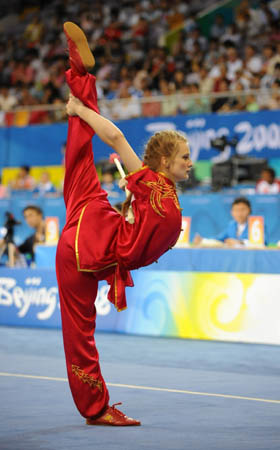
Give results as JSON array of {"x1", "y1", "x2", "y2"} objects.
[
  {"x1": 122, "y1": 130, "x2": 187, "y2": 217},
  {"x1": 143, "y1": 130, "x2": 187, "y2": 171}
]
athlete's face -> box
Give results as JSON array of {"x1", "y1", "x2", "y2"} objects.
[{"x1": 167, "y1": 141, "x2": 193, "y2": 182}]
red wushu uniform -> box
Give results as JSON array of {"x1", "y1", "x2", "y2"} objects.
[
  {"x1": 77, "y1": 165, "x2": 182, "y2": 311},
  {"x1": 56, "y1": 68, "x2": 182, "y2": 420}
]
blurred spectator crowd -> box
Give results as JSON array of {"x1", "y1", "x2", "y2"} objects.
[
  {"x1": 0, "y1": 160, "x2": 125, "y2": 200},
  {"x1": 0, "y1": 0, "x2": 280, "y2": 125},
  {"x1": 0, "y1": 166, "x2": 58, "y2": 198}
]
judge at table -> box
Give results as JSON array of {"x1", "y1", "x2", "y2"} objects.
[{"x1": 194, "y1": 197, "x2": 267, "y2": 248}]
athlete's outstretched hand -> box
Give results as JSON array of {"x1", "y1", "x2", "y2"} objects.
[{"x1": 66, "y1": 93, "x2": 84, "y2": 116}]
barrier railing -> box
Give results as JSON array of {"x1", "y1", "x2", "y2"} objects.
[{"x1": 1, "y1": 88, "x2": 279, "y2": 126}]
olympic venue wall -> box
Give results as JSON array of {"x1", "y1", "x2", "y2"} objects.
[{"x1": 1, "y1": 110, "x2": 280, "y2": 168}]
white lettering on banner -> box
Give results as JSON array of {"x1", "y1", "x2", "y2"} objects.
[
  {"x1": 254, "y1": 125, "x2": 267, "y2": 151},
  {"x1": 0, "y1": 275, "x2": 112, "y2": 322},
  {"x1": 235, "y1": 121, "x2": 280, "y2": 154},
  {"x1": 0, "y1": 277, "x2": 58, "y2": 320},
  {"x1": 25, "y1": 277, "x2": 41, "y2": 286},
  {"x1": 0, "y1": 278, "x2": 15, "y2": 306},
  {"x1": 96, "y1": 285, "x2": 111, "y2": 316},
  {"x1": 185, "y1": 118, "x2": 206, "y2": 128},
  {"x1": 268, "y1": 124, "x2": 280, "y2": 148},
  {"x1": 232, "y1": 122, "x2": 251, "y2": 154},
  {"x1": 144, "y1": 118, "x2": 280, "y2": 162},
  {"x1": 188, "y1": 127, "x2": 230, "y2": 162},
  {"x1": 145, "y1": 122, "x2": 176, "y2": 133}
]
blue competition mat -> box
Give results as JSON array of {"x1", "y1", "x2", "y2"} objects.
[{"x1": 1, "y1": 326, "x2": 280, "y2": 450}]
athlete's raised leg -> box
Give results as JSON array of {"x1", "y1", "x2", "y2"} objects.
[{"x1": 63, "y1": 23, "x2": 104, "y2": 228}]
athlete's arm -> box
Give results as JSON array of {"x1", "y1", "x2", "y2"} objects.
[{"x1": 66, "y1": 94, "x2": 142, "y2": 173}]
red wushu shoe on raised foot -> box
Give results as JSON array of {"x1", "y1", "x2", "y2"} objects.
[
  {"x1": 86, "y1": 403, "x2": 141, "y2": 426},
  {"x1": 63, "y1": 21, "x2": 95, "y2": 75}
]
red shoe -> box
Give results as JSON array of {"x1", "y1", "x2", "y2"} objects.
[
  {"x1": 63, "y1": 21, "x2": 95, "y2": 75},
  {"x1": 86, "y1": 403, "x2": 141, "y2": 427}
]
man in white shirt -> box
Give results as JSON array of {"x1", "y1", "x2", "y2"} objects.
[
  {"x1": 226, "y1": 46, "x2": 243, "y2": 81},
  {"x1": 256, "y1": 168, "x2": 280, "y2": 194},
  {"x1": 244, "y1": 45, "x2": 262, "y2": 74},
  {"x1": 0, "y1": 86, "x2": 18, "y2": 111}
]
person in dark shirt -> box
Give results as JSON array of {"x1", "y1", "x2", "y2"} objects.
[{"x1": 18, "y1": 205, "x2": 45, "y2": 262}]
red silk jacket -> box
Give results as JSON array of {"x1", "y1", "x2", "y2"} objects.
[{"x1": 75, "y1": 166, "x2": 182, "y2": 311}]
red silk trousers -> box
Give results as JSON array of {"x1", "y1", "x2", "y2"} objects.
[
  {"x1": 56, "y1": 229, "x2": 109, "y2": 418},
  {"x1": 56, "y1": 70, "x2": 110, "y2": 418}
]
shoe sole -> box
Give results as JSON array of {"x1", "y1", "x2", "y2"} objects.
[
  {"x1": 63, "y1": 21, "x2": 95, "y2": 70},
  {"x1": 86, "y1": 419, "x2": 141, "y2": 426}
]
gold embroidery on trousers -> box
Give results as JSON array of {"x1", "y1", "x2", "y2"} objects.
[
  {"x1": 140, "y1": 174, "x2": 180, "y2": 217},
  {"x1": 71, "y1": 364, "x2": 103, "y2": 392}
]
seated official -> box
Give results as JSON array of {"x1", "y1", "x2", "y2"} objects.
[{"x1": 194, "y1": 197, "x2": 267, "y2": 247}]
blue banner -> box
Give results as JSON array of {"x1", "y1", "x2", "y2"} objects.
[
  {"x1": 0, "y1": 268, "x2": 115, "y2": 330},
  {"x1": 1, "y1": 110, "x2": 280, "y2": 166},
  {"x1": 0, "y1": 269, "x2": 61, "y2": 327},
  {"x1": 1, "y1": 267, "x2": 280, "y2": 345}
]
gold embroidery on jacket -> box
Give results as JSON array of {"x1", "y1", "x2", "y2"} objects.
[
  {"x1": 71, "y1": 364, "x2": 103, "y2": 392},
  {"x1": 140, "y1": 174, "x2": 180, "y2": 217},
  {"x1": 126, "y1": 165, "x2": 148, "y2": 178}
]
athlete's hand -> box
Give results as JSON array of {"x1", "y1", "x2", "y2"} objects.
[
  {"x1": 118, "y1": 178, "x2": 128, "y2": 191},
  {"x1": 66, "y1": 93, "x2": 84, "y2": 116}
]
